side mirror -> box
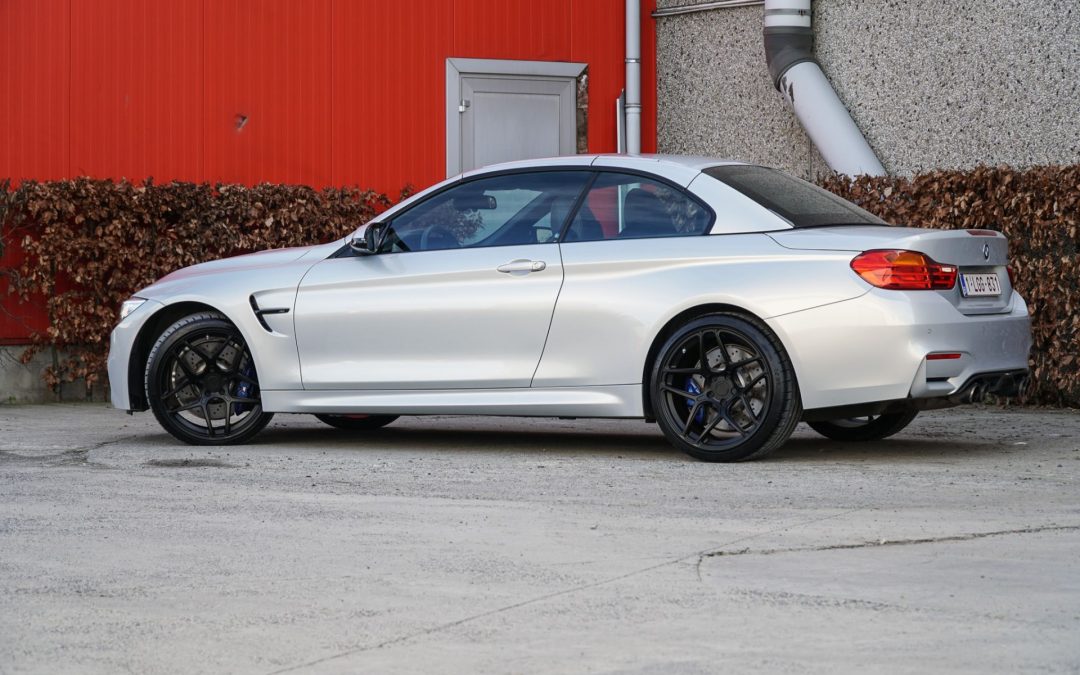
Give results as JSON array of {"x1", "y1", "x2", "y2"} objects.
[{"x1": 349, "y1": 222, "x2": 386, "y2": 255}]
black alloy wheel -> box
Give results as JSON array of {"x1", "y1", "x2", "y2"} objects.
[
  {"x1": 651, "y1": 314, "x2": 801, "y2": 462},
  {"x1": 145, "y1": 312, "x2": 273, "y2": 445},
  {"x1": 314, "y1": 414, "x2": 399, "y2": 431},
  {"x1": 807, "y1": 408, "x2": 919, "y2": 442}
]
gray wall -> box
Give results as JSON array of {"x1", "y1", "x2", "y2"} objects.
[
  {"x1": 656, "y1": 0, "x2": 1080, "y2": 178},
  {"x1": 0, "y1": 347, "x2": 105, "y2": 404}
]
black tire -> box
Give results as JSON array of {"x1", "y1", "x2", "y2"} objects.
[
  {"x1": 314, "y1": 414, "x2": 399, "y2": 431},
  {"x1": 650, "y1": 313, "x2": 801, "y2": 462},
  {"x1": 145, "y1": 311, "x2": 273, "y2": 445},
  {"x1": 807, "y1": 408, "x2": 918, "y2": 442}
]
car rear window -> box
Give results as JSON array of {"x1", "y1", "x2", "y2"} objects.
[{"x1": 703, "y1": 165, "x2": 887, "y2": 228}]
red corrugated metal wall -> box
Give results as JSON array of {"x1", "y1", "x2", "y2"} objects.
[{"x1": 0, "y1": 0, "x2": 657, "y2": 341}]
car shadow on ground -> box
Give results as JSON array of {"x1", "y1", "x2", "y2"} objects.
[
  {"x1": 765, "y1": 436, "x2": 1019, "y2": 463},
  {"x1": 251, "y1": 423, "x2": 678, "y2": 458},
  {"x1": 135, "y1": 419, "x2": 1019, "y2": 464}
]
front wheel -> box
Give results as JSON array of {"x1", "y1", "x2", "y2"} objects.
[
  {"x1": 650, "y1": 314, "x2": 801, "y2": 462},
  {"x1": 314, "y1": 414, "x2": 399, "y2": 431},
  {"x1": 807, "y1": 408, "x2": 918, "y2": 442},
  {"x1": 145, "y1": 312, "x2": 273, "y2": 445}
]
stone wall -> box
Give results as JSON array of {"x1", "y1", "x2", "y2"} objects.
[{"x1": 656, "y1": 0, "x2": 1080, "y2": 178}]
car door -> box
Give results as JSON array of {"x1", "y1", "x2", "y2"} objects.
[
  {"x1": 535, "y1": 171, "x2": 716, "y2": 387},
  {"x1": 293, "y1": 170, "x2": 591, "y2": 390}
]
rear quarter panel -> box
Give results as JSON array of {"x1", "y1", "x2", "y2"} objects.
[
  {"x1": 766, "y1": 288, "x2": 1031, "y2": 409},
  {"x1": 533, "y1": 233, "x2": 869, "y2": 387}
]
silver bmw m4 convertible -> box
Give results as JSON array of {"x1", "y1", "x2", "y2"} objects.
[{"x1": 108, "y1": 155, "x2": 1032, "y2": 461}]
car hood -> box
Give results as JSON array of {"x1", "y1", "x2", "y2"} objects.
[
  {"x1": 156, "y1": 245, "x2": 318, "y2": 283},
  {"x1": 134, "y1": 239, "x2": 346, "y2": 302}
]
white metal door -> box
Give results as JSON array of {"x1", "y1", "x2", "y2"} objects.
[
  {"x1": 445, "y1": 58, "x2": 584, "y2": 177},
  {"x1": 293, "y1": 244, "x2": 563, "y2": 390},
  {"x1": 460, "y1": 76, "x2": 575, "y2": 171}
]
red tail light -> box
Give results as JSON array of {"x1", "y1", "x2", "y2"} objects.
[
  {"x1": 1007, "y1": 265, "x2": 1016, "y2": 286},
  {"x1": 850, "y1": 250, "x2": 957, "y2": 290},
  {"x1": 926, "y1": 352, "x2": 963, "y2": 360}
]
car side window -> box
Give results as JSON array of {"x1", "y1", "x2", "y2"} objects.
[
  {"x1": 562, "y1": 172, "x2": 711, "y2": 242},
  {"x1": 380, "y1": 171, "x2": 591, "y2": 253}
]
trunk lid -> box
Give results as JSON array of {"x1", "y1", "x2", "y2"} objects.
[{"x1": 767, "y1": 226, "x2": 1015, "y2": 315}]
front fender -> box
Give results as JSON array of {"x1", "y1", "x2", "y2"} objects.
[{"x1": 108, "y1": 249, "x2": 337, "y2": 409}]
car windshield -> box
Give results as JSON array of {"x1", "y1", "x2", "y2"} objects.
[{"x1": 703, "y1": 165, "x2": 887, "y2": 228}]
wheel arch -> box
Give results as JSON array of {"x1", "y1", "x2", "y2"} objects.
[
  {"x1": 125, "y1": 301, "x2": 230, "y2": 411},
  {"x1": 640, "y1": 303, "x2": 781, "y2": 419}
]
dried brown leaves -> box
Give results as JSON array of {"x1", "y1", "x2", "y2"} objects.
[
  {"x1": 821, "y1": 166, "x2": 1080, "y2": 406},
  {"x1": 2, "y1": 168, "x2": 1076, "y2": 407},
  {"x1": 1, "y1": 178, "x2": 403, "y2": 392}
]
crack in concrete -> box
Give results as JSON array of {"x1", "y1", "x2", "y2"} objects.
[
  {"x1": 75, "y1": 435, "x2": 138, "y2": 454},
  {"x1": 267, "y1": 507, "x2": 867, "y2": 675},
  {"x1": 267, "y1": 519, "x2": 1080, "y2": 674},
  {"x1": 697, "y1": 524, "x2": 1080, "y2": 562},
  {"x1": 693, "y1": 507, "x2": 863, "y2": 582},
  {"x1": 0, "y1": 435, "x2": 137, "y2": 469}
]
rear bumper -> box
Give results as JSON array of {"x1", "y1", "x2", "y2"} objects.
[
  {"x1": 800, "y1": 367, "x2": 1030, "y2": 422},
  {"x1": 943, "y1": 369, "x2": 1030, "y2": 403},
  {"x1": 768, "y1": 288, "x2": 1032, "y2": 411}
]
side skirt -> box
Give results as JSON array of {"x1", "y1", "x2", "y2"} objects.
[{"x1": 261, "y1": 385, "x2": 644, "y2": 418}]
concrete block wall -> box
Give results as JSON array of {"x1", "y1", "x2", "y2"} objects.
[
  {"x1": 656, "y1": 0, "x2": 1080, "y2": 178},
  {"x1": 0, "y1": 346, "x2": 106, "y2": 404}
]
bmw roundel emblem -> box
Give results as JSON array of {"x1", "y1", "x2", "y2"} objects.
[{"x1": 983, "y1": 243, "x2": 990, "y2": 261}]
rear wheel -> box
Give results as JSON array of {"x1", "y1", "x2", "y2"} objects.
[
  {"x1": 145, "y1": 312, "x2": 273, "y2": 445},
  {"x1": 314, "y1": 414, "x2": 399, "y2": 431},
  {"x1": 650, "y1": 314, "x2": 801, "y2": 462},
  {"x1": 807, "y1": 408, "x2": 918, "y2": 442}
]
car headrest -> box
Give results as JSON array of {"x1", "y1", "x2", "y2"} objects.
[
  {"x1": 621, "y1": 188, "x2": 675, "y2": 237},
  {"x1": 550, "y1": 195, "x2": 575, "y2": 231}
]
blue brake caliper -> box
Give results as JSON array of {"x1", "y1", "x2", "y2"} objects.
[
  {"x1": 233, "y1": 362, "x2": 255, "y2": 415},
  {"x1": 686, "y1": 377, "x2": 705, "y2": 424}
]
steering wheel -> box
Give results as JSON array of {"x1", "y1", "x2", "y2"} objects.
[{"x1": 419, "y1": 224, "x2": 459, "y2": 251}]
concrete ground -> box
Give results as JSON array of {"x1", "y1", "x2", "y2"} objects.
[{"x1": 0, "y1": 404, "x2": 1077, "y2": 674}]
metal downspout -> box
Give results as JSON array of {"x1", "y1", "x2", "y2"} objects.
[
  {"x1": 625, "y1": 0, "x2": 642, "y2": 155},
  {"x1": 764, "y1": 0, "x2": 885, "y2": 176}
]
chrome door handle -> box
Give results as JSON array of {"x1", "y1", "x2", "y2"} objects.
[{"x1": 497, "y1": 259, "x2": 546, "y2": 274}]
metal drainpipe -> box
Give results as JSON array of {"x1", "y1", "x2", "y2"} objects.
[
  {"x1": 625, "y1": 0, "x2": 642, "y2": 155},
  {"x1": 764, "y1": 0, "x2": 885, "y2": 176}
]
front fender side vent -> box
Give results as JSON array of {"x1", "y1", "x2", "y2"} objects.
[{"x1": 249, "y1": 295, "x2": 289, "y2": 332}]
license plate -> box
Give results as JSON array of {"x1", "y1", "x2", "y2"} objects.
[{"x1": 959, "y1": 273, "x2": 1001, "y2": 297}]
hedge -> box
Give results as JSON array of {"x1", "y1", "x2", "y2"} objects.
[
  {"x1": 820, "y1": 165, "x2": 1079, "y2": 407},
  {"x1": 1, "y1": 166, "x2": 1077, "y2": 406},
  {"x1": 0, "y1": 178, "x2": 406, "y2": 391}
]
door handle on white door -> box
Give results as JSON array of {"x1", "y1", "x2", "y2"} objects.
[{"x1": 497, "y1": 260, "x2": 546, "y2": 274}]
